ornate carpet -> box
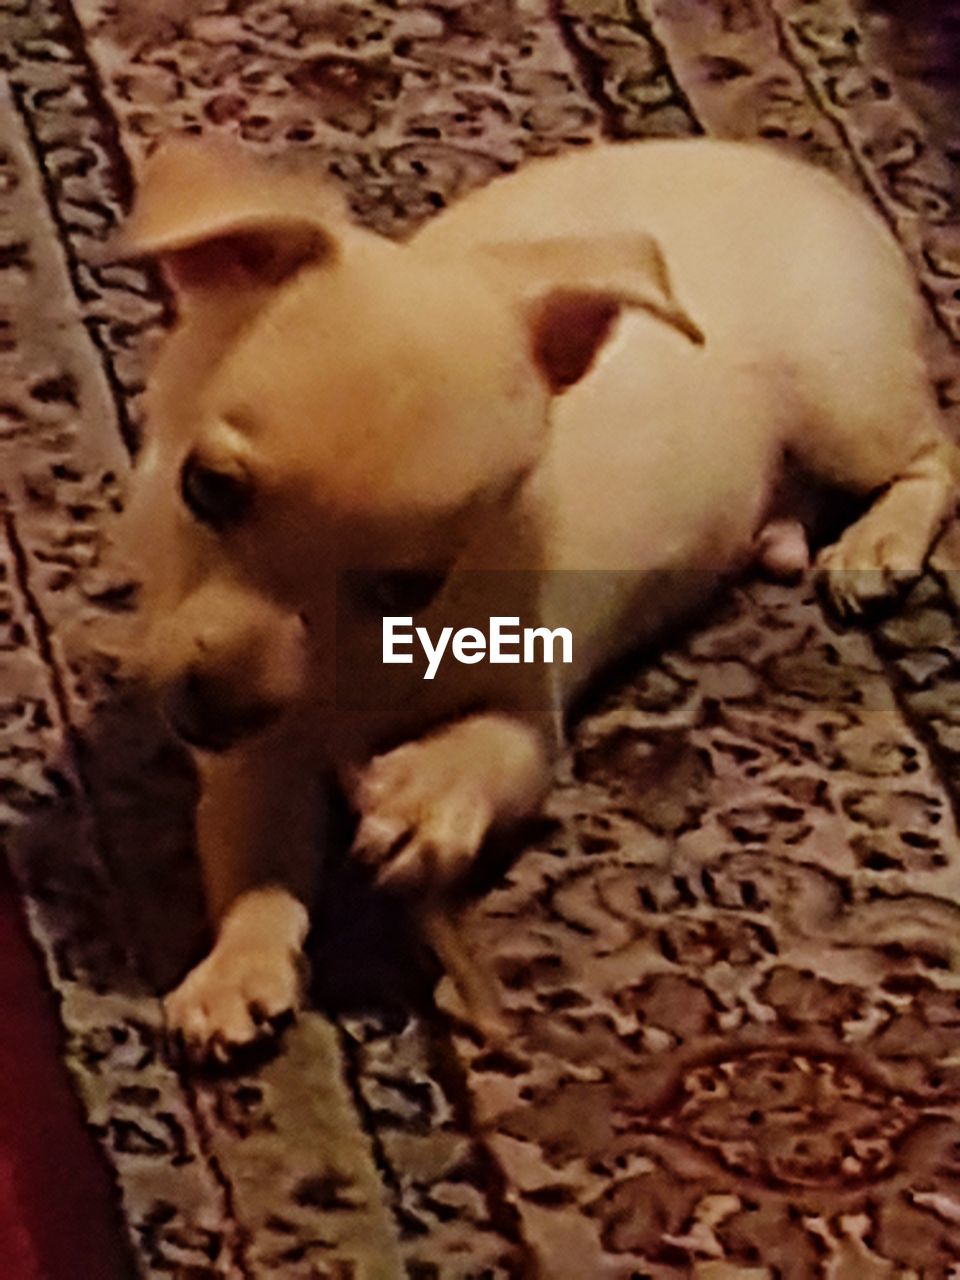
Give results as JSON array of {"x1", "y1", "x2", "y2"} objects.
[{"x1": 3, "y1": 0, "x2": 960, "y2": 1275}]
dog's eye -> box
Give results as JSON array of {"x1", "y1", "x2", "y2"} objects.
[
  {"x1": 180, "y1": 453, "x2": 253, "y2": 529},
  {"x1": 355, "y1": 569, "x2": 448, "y2": 615}
]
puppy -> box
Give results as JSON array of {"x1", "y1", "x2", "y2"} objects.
[{"x1": 111, "y1": 137, "x2": 959, "y2": 1060}]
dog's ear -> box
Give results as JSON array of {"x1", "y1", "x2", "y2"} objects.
[
  {"x1": 106, "y1": 137, "x2": 345, "y2": 295},
  {"x1": 479, "y1": 233, "x2": 704, "y2": 393}
]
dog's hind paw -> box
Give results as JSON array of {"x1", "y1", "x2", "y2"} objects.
[{"x1": 815, "y1": 528, "x2": 924, "y2": 621}]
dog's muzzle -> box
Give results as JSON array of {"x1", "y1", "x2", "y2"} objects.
[{"x1": 163, "y1": 669, "x2": 282, "y2": 753}]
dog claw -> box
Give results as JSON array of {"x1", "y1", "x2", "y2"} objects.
[
  {"x1": 376, "y1": 843, "x2": 432, "y2": 891},
  {"x1": 363, "y1": 805, "x2": 488, "y2": 891},
  {"x1": 375, "y1": 837, "x2": 477, "y2": 892},
  {"x1": 351, "y1": 814, "x2": 410, "y2": 866}
]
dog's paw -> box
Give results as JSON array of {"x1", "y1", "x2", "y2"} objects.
[
  {"x1": 351, "y1": 742, "x2": 494, "y2": 891},
  {"x1": 816, "y1": 529, "x2": 924, "y2": 621},
  {"x1": 164, "y1": 941, "x2": 306, "y2": 1064},
  {"x1": 349, "y1": 716, "x2": 549, "y2": 892}
]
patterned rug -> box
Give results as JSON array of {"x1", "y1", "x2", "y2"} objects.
[{"x1": 3, "y1": 0, "x2": 960, "y2": 1275}]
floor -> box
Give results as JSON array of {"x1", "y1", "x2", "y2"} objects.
[
  {"x1": 4, "y1": 0, "x2": 960, "y2": 1277},
  {"x1": 861, "y1": 0, "x2": 960, "y2": 150}
]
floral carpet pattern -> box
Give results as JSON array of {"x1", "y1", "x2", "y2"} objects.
[{"x1": 3, "y1": 0, "x2": 960, "y2": 1275}]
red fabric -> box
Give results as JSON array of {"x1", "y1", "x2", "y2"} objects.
[
  {"x1": 0, "y1": 1160, "x2": 42, "y2": 1280},
  {"x1": 0, "y1": 858, "x2": 129, "y2": 1280}
]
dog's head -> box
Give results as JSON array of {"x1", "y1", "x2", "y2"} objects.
[{"x1": 115, "y1": 139, "x2": 701, "y2": 753}]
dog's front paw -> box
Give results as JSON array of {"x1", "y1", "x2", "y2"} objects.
[
  {"x1": 816, "y1": 529, "x2": 923, "y2": 621},
  {"x1": 352, "y1": 742, "x2": 494, "y2": 891},
  {"x1": 349, "y1": 716, "x2": 549, "y2": 891},
  {"x1": 165, "y1": 889, "x2": 310, "y2": 1063},
  {"x1": 165, "y1": 942, "x2": 306, "y2": 1063}
]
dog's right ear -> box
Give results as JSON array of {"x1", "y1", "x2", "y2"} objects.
[
  {"x1": 473, "y1": 232, "x2": 703, "y2": 394},
  {"x1": 105, "y1": 137, "x2": 345, "y2": 295}
]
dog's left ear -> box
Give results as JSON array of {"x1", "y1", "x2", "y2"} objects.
[
  {"x1": 479, "y1": 233, "x2": 704, "y2": 393},
  {"x1": 104, "y1": 137, "x2": 348, "y2": 295}
]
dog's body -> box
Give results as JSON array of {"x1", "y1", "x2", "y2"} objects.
[{"x1": 115, "y1": 138, "x2": 959, "y2": 1057}]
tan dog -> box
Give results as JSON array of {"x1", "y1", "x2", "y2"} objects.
[{"x1": 112, "y1": 137, "x2": 958, "y2": 1060}]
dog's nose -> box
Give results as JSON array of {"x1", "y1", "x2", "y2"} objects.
[{"x1": 164, "y1": 669, "x2": 281, "y2": 752}]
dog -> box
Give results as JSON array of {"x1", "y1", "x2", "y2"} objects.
[{"x1": 109, "y1": 136, "x2": 959, "y2": 1061}]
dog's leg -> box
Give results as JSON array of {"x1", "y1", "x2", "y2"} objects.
[
  {"x1": 787, "y1": 310, "x2": 960, "y2": 618},
  {"x1": 816, "y1": 432, "x2": 960, "y2": 619},
  {"x1": 349, "y1": 712, "x2": 551, "y2": 890},
  {"x1": 164, "y1": 734, "x2": 319, "y2": 1062}
]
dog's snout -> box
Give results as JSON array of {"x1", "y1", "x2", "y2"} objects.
[{"x1": 165, "y1": 667, "x2": 281, "y2": 752}]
